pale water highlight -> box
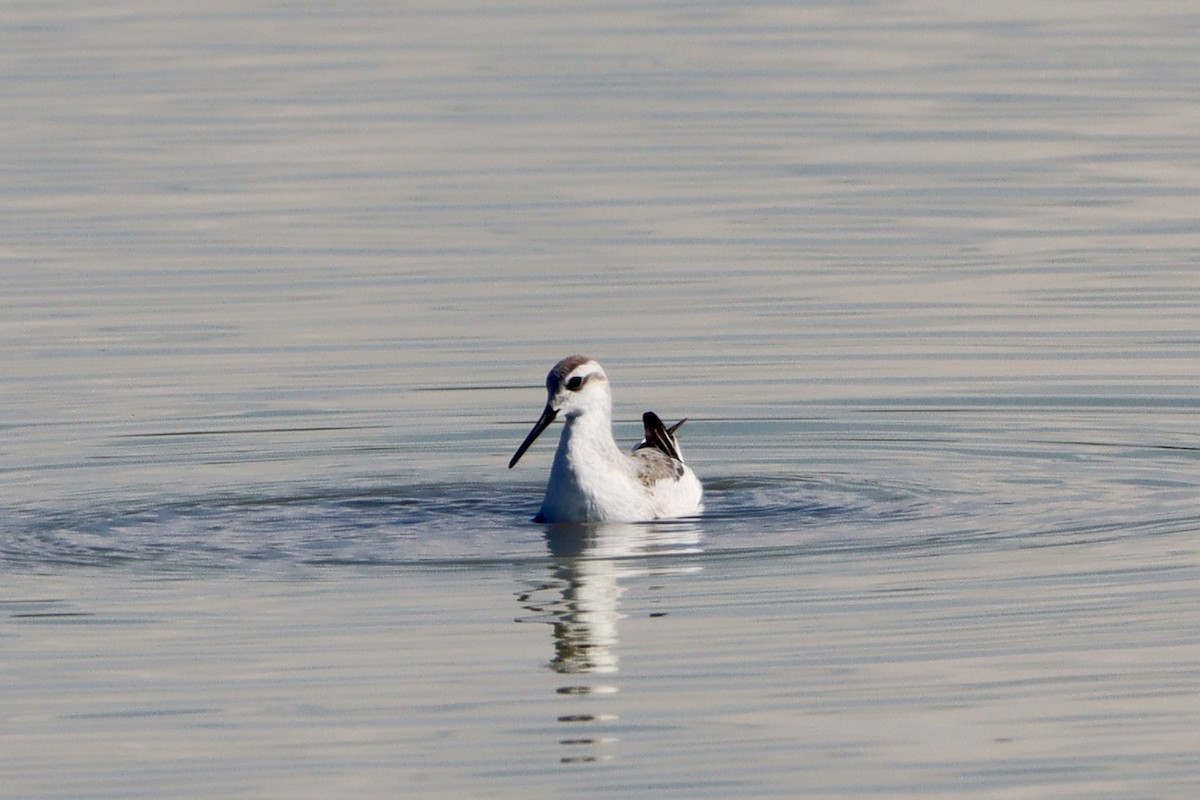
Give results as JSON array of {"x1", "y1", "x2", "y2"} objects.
[{"x1": 2, "y1": 2, "x2": 1199, "y2": 798}]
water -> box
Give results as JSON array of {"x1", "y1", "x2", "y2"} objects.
[{"x1": 3, "y1": 1, "x2": 1199, "y2": 797}]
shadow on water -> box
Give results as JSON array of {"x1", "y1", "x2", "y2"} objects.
[{"x1": 515, "y1": 521, "x2": 702, "y2": 764}]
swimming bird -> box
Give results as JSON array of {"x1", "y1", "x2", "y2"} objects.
[{"x1": 508, "y1": 355, "x2": 704, "y2": 523}]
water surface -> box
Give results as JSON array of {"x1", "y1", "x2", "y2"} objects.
[{"x1": 2, "y1": 1, "x2": 1199, "y2": 798}]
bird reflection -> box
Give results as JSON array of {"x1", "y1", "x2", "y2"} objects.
[{"x1": 515, "y1": 520, "x2": 701, "y2": 763}]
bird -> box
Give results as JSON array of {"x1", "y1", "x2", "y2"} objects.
[{"x1": 508, "y1": 355, "x2": 703, "y2": 523}]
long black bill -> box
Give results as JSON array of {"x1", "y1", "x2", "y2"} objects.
[{"x1": 508, "y1": 404, "x2": 558, "y2": 468}]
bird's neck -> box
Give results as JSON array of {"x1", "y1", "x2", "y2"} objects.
[{"x1": 557, "y1": 408, "x2": 623, "y2": 463}]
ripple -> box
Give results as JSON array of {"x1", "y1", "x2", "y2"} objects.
[
  {"x1": 1, "y1": 483, "x2": 543, "y2": 572},
  {"x1": 2, "y1": 456, "x2": 1195, "y2": 573},
  {"x1": 0, "y1": 476, "x2": 884, "y2": 572}
]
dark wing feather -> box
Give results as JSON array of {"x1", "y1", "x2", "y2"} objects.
[{"x1": 635, "y1": 411, "x2": 684, "y2": 462}]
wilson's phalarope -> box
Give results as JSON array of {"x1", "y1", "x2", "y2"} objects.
[{"x1": 508, "y1": 355, "x2": 704, "y2": 523}]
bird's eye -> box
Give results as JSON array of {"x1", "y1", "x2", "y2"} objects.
[{"x1": 566, "y1": 376, "x2": 584, "y2": 391}]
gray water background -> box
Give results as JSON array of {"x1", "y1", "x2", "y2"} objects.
[{"x1": 2, "y1": 2, "x2": 1199, "y2": 797}]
